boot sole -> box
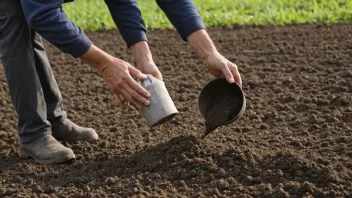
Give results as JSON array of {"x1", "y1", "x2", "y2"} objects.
[
  {"x1": 19, "y1": 150, "x2": 75, "y2": 164},
  {"x1": 55, "y1": 134, "x2": 99, "y2": 143}
]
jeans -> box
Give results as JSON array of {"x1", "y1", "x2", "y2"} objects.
[{"x1": 0, "y1": 0, "x2": 67, "y2": 143}]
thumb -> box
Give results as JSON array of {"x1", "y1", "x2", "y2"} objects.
[
  {"x1": 221, "y1": 64, "x2": 235, "y2": 83},
  {"x1": 154, "y1": 71, "x2": 163, "y2": 81},
  {"x1": 128, "y1": 65, "x2": 147, "y2": 80},
  {"x1": 229, "y1": 62, "x2": 242, "y2": 87}
]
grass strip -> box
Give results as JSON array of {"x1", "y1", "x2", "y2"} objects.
[{"x1": 63, "y1": 0, "x2": 352, "y2": 30}]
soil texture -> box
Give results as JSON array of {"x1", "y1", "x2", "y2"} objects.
[{"x1": 0, "y1": 23, "x2": 352, "y2": 197}]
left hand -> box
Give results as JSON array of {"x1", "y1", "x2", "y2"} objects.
[
  {"x1": 203, "y1": 52, "x2": 242, "y2": 87},
  {"x1": 131, "y1": 41, "x2": 163, "y2": 80},
  {"x1": 135, "y1": 60, "x2": 163, "y2": 80}
]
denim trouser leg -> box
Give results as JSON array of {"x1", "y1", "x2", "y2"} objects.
[
  {"x1": 0, "y1": 0, "x2": 66, "y2": 143},
  {"x1": 32, "y1": 32, "x2": 67, "y2": 128}
]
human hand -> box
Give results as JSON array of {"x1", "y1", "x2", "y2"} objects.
[
  {"x1": 187, "y1": 29, "x2": 242, "y2": 86},
  {"x1": 99, "y1": 58, "x2": 151, "y2": 111},
  {"x1": 131, "y1": 41, "x2": 163, "y2": 80},
  {"x1": 80, "y1": 45, "x2": 151, "y2": 111},
  {"x1": 203, "y1": 52, "x2": 242, "y2": 87}
]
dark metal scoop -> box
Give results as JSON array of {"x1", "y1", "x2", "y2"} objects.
[{"x1": 198, "y1": 78, "x2": 246, "y2": 138}]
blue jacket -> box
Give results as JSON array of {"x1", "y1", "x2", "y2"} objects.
[{"x1": 20, "y1": 0, "x2": 205, "y2": 58}]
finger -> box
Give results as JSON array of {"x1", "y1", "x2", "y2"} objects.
[
  {"x1": 220, "y1": 62, "x2": 235, "y2": 83},
  {"x1": 129, "y1": 65, "x2": 147, "y2": 81},
  {"x1": 120, "y1": 89, "x2": 143, "y2": 111},
  {"x1": 111, "y1": 87, "x2": 126, "y2": 108},
  {"x1": 119, "y1": 94, "x2": 128, "y2": 109},
  {"x1": 125, "y1": 85, "x2": 150, "y2": 106},
  {"x1": 128, "y1": 76, "x2": 151, "y2": 98},
  {"x1": 114, "y1": 94, "x2": 122, "y2": 106},
  {"x1": 228, "y1": 62, "x2": 242, "y2": 87},
  {"x1": 154, "y1": 71, "x2": 163, "y2": 81}
]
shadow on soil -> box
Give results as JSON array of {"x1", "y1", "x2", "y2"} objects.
[{"x1": 2, "y1": 135, "x2": 340, "y2": 196}]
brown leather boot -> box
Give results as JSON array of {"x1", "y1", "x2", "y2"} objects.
[
  {"x1": 52, "y1": 119, "x2": 98, "y2": 142},
  {"x1": 19, "y1": 135, "x2": 75, "y2": 164}
]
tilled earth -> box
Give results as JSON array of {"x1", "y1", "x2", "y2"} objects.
[{"x1": 0, "y1": 23, "x2": 352, "y2": 197}]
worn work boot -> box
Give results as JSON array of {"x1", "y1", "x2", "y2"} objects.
[
  {"x1": 52, "y1": 119, "x2": 98, "y2": 142},
  {"x1": 19, "y1": 135, "x2": 75, "y2": 164}
]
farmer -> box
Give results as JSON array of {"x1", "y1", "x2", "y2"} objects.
[{"x1": 0, "y1": 0, "x2": 242, "y2": 164}]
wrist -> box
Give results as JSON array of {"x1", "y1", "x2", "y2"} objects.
[
  {"x1": 131, "y1": 41, "x2": 153, "y2": 66},
  {"x1": 201, "y1": 51, "x2": 220, "y2": 63},
  {"x1": 187, "y1": 29, "x2": 218, "y2": 61}
]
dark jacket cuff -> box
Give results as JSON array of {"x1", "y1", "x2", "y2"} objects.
[
  {"x1": 125, "y1": 30, "x2": 148, "y2": 47},
  {"x1": 69, "y1": 34, "x2": 92, "y2": 58},
  {"x1": 178, "y1": 15, "x2": 206, "y2": 41}
]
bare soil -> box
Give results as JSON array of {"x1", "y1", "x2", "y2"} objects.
[{"x1": 0, "y1": 23, "x2": 352, "y2": 197}]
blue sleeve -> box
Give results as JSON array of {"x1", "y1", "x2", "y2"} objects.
[
  {"x1": 156, "y1": 0, "x2": 206, "y2": 41},
  {"x1": 104, "y1": 0, "x2": 147, "y2": 47},
  {"x1": 20, "y1": 0, "x2": 92, "y2": 58}
]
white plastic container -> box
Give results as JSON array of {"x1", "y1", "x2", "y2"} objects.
[{"x1": 140, "y1": 75, "x2": 178, "y2": 127}]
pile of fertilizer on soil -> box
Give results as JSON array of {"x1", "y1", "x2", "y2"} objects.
[{"x1": 203, "y1": 95, "x2": 243, "y2": 138}]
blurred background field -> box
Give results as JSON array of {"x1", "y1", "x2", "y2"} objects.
[{"x1": 63, "y1": 0, "x2": 352, "y2": 30}]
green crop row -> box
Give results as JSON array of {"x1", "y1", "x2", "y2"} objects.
[{"x1": 63, "y1": 0, "x2": 352, "y2": 31}]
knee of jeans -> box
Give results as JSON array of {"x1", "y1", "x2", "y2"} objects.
[
  {"x1": 0, "y1": 20, "x2": 31, "y2": 59},
  {"x1": 0, "y1": 1, "x2": 29, "y2": 58}
]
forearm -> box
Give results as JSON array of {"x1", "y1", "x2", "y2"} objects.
[
  {"x1": 104, "y1": 0, "x2": 147, "y2": 47},
  {"x1": 187, "y1": 29, "x2": 218, "y2": 61},
  {"x1": 79, "y1": 45, "x2": 113, "y2": 72}
]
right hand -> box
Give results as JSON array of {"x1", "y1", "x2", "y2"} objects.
[
  {"x1": 203, "y1": 52, "x2": 242, "y2": 87},
  {"x1": 99, "y1": 57, "x2": 151, "y2": 111}
]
